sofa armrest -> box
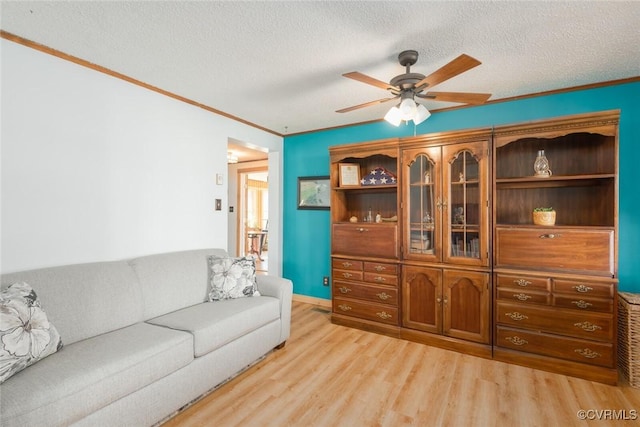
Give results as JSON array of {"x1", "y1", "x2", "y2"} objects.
[{"x1": 256, "y1": 275, "x2": 293, "y2": 345}]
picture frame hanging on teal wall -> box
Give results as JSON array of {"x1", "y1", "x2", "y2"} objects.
[{"x1": 297, "y1": 176, "x2": 330, "y2": 210}]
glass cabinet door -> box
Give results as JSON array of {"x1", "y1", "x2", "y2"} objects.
[
  {"x1": 443, "y1": 141, "x2": 488, "y2": 266},
  {"x1": 403, "y1": 147, "x2": 441, "y2": 261}
]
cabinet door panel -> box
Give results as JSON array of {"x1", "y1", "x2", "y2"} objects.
[
  {"x1": 402, "y1": 147, "x2": 441, "y2": 262},
  {"x1": 443, "y1": 269, "x2": 490, "y2": 343},
  {"x1": 332, "y1": 223, "x2": 398, "y2": 258},
  {"x1": 443, "y1": 141, "x2": 489, "y2": 267},
  {"x1": 402, "y1": 266, "x2": 441, "y2": 333},
  {"x1": 495, "y1": 227, "x2": 614, "y2": 276}
]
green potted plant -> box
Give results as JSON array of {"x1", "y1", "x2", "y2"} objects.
[{"x1": 533, "y1": 207, "x2": 556, "y2": 226}]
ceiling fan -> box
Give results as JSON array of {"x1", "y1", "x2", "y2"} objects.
[{"x1": 336, "y1": 50, "x2": 491, "y2": 126}]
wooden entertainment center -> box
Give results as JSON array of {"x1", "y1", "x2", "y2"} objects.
[{"x1": 329, "y1": 110, "x2": 619, "y2": 384}]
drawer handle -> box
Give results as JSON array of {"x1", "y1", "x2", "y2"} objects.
[
  {"x1": 573, "y1": 284, "x2": 593, "y2": 293},
  {"x1": 505, "y1": 312, "x2": 528, "y2": 321},
  {"x1": 338, "y1": 286, "x2": 352, "y2": 294},
  {"x1": 374, "y1": 265, "x2": 387, "y2": 272},
  {"x1": 338, "y1": 304, "x2": 352, "y2": 312},
  {"x1": 574, "y1": 321, "x2": 602, "y2": 332},
  {"x1": 376, "y1": 311, "x2": 392, "y2": 320},
  {"x1": 572, "y1": 300, "x2": 593, "y2": 309},
  {"x1": 374, "y1": 276, "x2": 386, "y2": 283},
  {"x1": 342, "y1": 272, "x2": 353, "y2": 279},
  {"x1": 357, "y1": 228, "x2": 369, "y2": 233},
  {"x1": 575, "y1": 348, "x2": 601, "y2": 359},
  {"x1": 539, "y1": 233, "x2": 561, "y2": 239},
  {"x1": 513, "y1": 293, "x2": 532, "y2": 301},
  {"x1": 514, "y1": 279, "x2": 532, "y2": 287},
  {"x1": 505, "y1": 336, "x2": 528, "y2": 346},
  {"x1": 341, "y1": 262, "x2": 353, "y2": 268},
  {"x1": 377, "y1": 292, "x2": 391, "y2": 301}
]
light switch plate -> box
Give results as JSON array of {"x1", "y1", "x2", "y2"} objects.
[
  {"x1": 216, "y1": 174, "x2": 223, "y2": 185},
  {"x1": 215, "y1": 199, "x2": 222, "y2": 210}
]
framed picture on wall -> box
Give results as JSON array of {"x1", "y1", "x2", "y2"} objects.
[{"x1": 297, "y1": 176, "x2": 330, "y2": 210}]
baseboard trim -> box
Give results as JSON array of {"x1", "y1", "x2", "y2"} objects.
[{"x1": 293, "y1": 294, "x2": 331, "y2": 308}]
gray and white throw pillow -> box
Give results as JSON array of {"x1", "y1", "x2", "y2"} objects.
[
  {"x1": 208, "y1": 256, "x2": 260, "y2": 301},
  {"x1": 0, "y1": 282, "x2": 63, "y2": 383}
]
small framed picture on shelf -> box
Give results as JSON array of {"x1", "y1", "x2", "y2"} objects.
[
  {"x1": 297, "y1": 176, "x2": 330, "y2": 210},
  {"x1": 338, "y1": 163, "x2": 361, "y2": 187}
]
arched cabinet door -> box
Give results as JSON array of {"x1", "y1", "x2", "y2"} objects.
[
  {"x1": 443, "y1": 269, "x2": 490, "y2": 344},
  {"x1": 402, "y1": 146, "x2": 442, "y2": 262},
  {"x1": 442, "y1": 140, "x2": 490, "y2": 267},
  {"x1": 402, "y1": 265, "x2": 442, "y2": 334}
]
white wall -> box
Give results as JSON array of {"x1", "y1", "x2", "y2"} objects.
[{"x1": 1, "y1": 39, "x2": 283, "y2": 273}]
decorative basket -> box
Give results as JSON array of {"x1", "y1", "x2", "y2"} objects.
[
  {"x1": 618, "y1": 292, "x2": 640, "y2": 388},
  {"x1": 532, "y1": 210, "x2": 556, "y2": 226}
]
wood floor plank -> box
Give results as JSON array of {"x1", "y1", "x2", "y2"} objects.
[{"x1": 163, "y1": 301, "x2": 640, "y2": 426}]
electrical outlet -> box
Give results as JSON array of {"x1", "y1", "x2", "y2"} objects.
[{"x1": 323, "y1": 276, "x2": 329, "y2": 286}]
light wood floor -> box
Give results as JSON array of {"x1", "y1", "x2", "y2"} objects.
[{"x1": 163, "y1": 301, "x2": 640, "y2": 426}]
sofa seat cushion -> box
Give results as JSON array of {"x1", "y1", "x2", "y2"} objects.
[
  {"x1": 147, "y1": 296, "x2": 280, "y2": 357},
  {"x1": 0, "y1": 322, "x2": 193, "y2": 427}
]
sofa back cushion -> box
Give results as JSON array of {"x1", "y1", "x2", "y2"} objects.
[
  {"x1": 0, "y1": 261, "x2": 143, "y2": 346},
  {"x1": 129, "y1": 248, "x2": 228, "y2": 319}
]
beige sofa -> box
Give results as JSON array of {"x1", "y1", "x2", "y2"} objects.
[{"x1": 0, "y1": 249, "x2": 293, "y2": 427}]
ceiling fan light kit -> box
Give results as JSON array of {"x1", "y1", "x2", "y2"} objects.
[
  {"x1": 383, "y1": 106, "x2": 403, "y2": 126},
  {"x1": 337, "y1": 50, "x2": 490, "y2": 126}
]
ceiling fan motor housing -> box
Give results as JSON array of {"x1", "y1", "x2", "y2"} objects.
[{"x1": 391, "y1": 50, "x2": 425, "y2": 92}]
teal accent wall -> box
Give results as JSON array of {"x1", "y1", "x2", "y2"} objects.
[{"x1": 284, "y1": 81, "x2": 640, "y2": 298}]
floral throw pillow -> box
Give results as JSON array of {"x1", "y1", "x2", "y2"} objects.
[
  {"x1": 0, "y1": 282, "x2": 63, "y2": 384},
  {"x1": 208, "y1": 256, "x2": 260, "y2": 301}
]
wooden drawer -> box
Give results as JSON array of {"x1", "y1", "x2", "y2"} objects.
[
  {"x1": 496, "y1": 274, "x2": 551, "y2": 292},
  {"x1": 333, "y1": 297, "x2": 398, "y2": 325},
  {"x1": 553, "y1": 279, "x2": 614, "y2": 298},
  {"x1": 497, "y1": 289, "x2": 551, "y2": 305},
  {"x1": 332, "y1": 223, "x2": 398, "y2": 259},
  {"x1": 333, "y1": 280, "x2": 398, "y2": 306},
  {"x1": 364, "y1": 261, "x2": 398, "y2": 275},
  {"x1": 553, "y1": 295, "x2": 613, "y2": 313},
  {"x1": 332, "y1": 258, "x2": 363, "y2": 271},
  {"x1": 332, "y1": 269, "x2": 364, "y2": 281},
  {"x1": 496, "y1": 302, "x2": 614, "y2": 341},
  {"x1": 496, "y1": 326, "x2": 614, "y2": 368},
  {"x1": 495, "y1": 227, "x2": 614, "y2": 276},
  {"x1": 364, "y1": 271, "x2": 398, "y2": 286}
]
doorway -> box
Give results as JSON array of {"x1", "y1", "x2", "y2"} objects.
[{"x1": 237, "y1": 168, "x2": 269, "y2": 272}]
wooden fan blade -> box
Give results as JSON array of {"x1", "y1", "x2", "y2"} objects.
[
  {"x1": 342, "y1": 72, "x2": 397, "y2": 91},
  {"x1": 414, "y1": 54, "x2": 482, "y2": 91},
  {"x1": 336, "y1": 96, "x2": 398, "y2": 113},
  {"x1": 419, "y1": 91, "x2": 491, "y2": 105}
]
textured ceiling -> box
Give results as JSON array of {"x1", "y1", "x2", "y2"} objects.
[{"x1": 2, "y1": 1, "x2": 639, "y2": 135}]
